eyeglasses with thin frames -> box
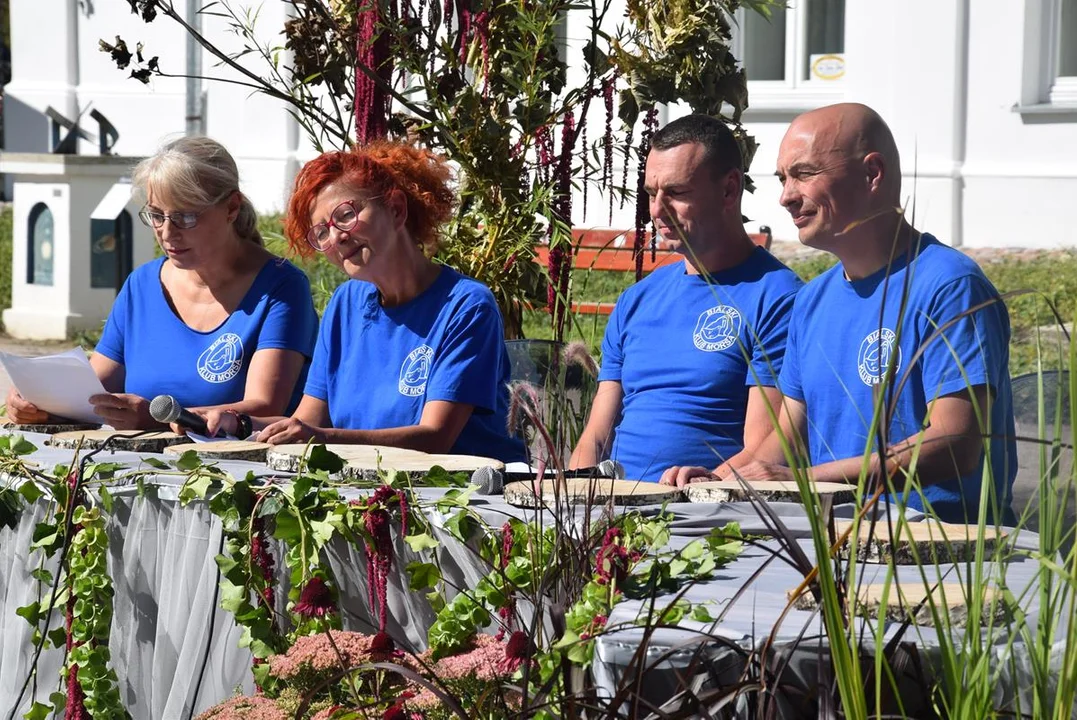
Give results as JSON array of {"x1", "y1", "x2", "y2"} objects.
[
  {"x1": 138, "y1": 207, "x2": 205, "y2": 230},
  {"x1": 138, "y1": 190, "x2": 237, "y2": 231},
  {"x1": 307, "y1": 199, "x2": 370, "y2": 251}
]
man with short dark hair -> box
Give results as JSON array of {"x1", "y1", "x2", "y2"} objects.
[
  {"x1": 708, "y1": 103, "x2": 1016, "y2": 523},
  {"x1": 569, "y1": 114, "x2": 802, "y2": 482}
]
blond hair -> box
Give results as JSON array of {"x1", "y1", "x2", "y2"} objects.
[{"x1": 132, "y1": 136, "x2": 262, "y2": 245}]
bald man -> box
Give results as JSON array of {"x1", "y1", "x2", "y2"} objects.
[{"x1": 666, "y1": 103, "x2": 1016, "y2": 525}]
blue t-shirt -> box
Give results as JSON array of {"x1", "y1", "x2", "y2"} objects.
[
  {"x1": 305, "y1": 267, "x2": 525, "y2": 463},
  {"x1": 778, "y1": 234, "x2": 1016, "y2": 524},
  {"x1": 96, "y1": 256, "x2": 318, "y2": 412},
  {"x1": 599, "y1": 249, "x2": 802, "y2": 481}
]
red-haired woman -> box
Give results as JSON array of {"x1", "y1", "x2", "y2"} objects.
[{"x1": 203, "y1": 142, "x2": 525, "y2": 462}]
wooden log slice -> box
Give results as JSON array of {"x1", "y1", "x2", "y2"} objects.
[
  {"x1": 686, "y1": 479, "x2": 857, "y2": 505},
  {"x1": 832, "y1": 521, "x2": 1009, "y2": 565},
  {"x1": 790, "y1": 582, "x2": 1011, "y2": 627},
  {"x1": 46, "y1": 429, "x2": 187, "y2": 454},
  {"x1": 265, "y1": 443, "x2": 504, "y2": 482},
  {"x1": 164, "y1": 440, "x2": 272, "y2": 463},
  {"x1": 1, "y1": 421, "x2": 101, "y2": 434},
  {"x1": 503, "y1": 477, "x2": 684, "y2": 509}
]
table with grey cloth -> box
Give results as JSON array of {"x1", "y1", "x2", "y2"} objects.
[{"x1": 0, "y1": 436, "x2": 1053, "y2": 718}]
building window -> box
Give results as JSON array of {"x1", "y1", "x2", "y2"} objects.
[
  {"x1": 27, "y1": 202, "x2": 54, "y2": 286},
  {"x1": 732, "y1": 0, "x2": 846, "y2": 87},
  {"x1": 1049, "y1": 0, "x2": 1077, "y2": 104}
]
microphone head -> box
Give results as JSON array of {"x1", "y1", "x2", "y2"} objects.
[
  {"x1": 597, "y1": 458, "x2": 625, "y2": 479},
  {"x1": 471, "y1": 466, "x2": 504, "y2": 495},
  {"x1": 149, "y1": 394, "x2": 181, "y2": 424}
]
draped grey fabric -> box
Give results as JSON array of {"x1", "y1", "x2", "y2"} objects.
[{"x1": 0, "y1": 437, "x2": 1065, "y2": 718}]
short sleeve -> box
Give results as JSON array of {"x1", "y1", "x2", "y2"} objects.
[
  {"x1": 95, "y1": 278, "x2": 133, "y2": 365},
  {"x1": 254, "y1": 264, "x2": 318, "y2": 356},
  {"x1": 918, "y1": 275, "x2": 1009, "y2": 399},
  {"x1": 777, "y1": 304, "x2": 805, "y2": 402},
  {"x1": 747, "y1": 288, "x2": 798, "y2": 387},
  {"x1": 425, "y1": 297, "x2": 506, "y2": 413},
  {"x1": 597, "y1": 300, "x2": 626, "y2": 382},
  {"x1": 304, "y1": 291, "x2": 341, "y2": 402}
]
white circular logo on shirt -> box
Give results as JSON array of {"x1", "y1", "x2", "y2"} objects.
[
  {"x1": 692, "y1": 305, "x2": 742, "y2": 352},
  {"x1": 857, "y1": 328, "x2": 901, "y2": 386},
  {"x1": 399, "y1": 344, "x2": 433, "y2": 397},
  {"x1": 197, "y1": 332, "x2": 244, "y2": 383}
]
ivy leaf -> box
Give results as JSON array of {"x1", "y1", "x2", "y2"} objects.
[
  {"x1": 48, "y1": 691, "x2": 66, "y2": 714},
  {"x1": 306, "y1": 445, "x2": 344, "y2": 474},
  {"x1": 31, "y1": 568, "x2": 53, "y2": 584},
  {"x1": 178, "y1": 473, "x2": 213, "y2": 503},
  {"x1": 22, "y1": 701, "x2": 51, "y2": 720},
  {"x1": 18, "y1": 480, "x2": 43, "y2": 504},
  {"x1": 257, "y1": 495, "x2": 283, "y2": 518},
  {"x1": 406, "y1": 561, "x2": 440, "y2": 590},
  {"x1": 176, "y1": 450, "x2": 203, "y2": 472},
  {"x1": 85, "y1": 462, "x2": 125, "y2": 479},
  {"x1": 30, "y1": 522, "x2": 59, "y2": 550},
  {"x1": 405, "y1": 533, "x2": 440, "y2": 553},
  {"x1": 48, "y1": 628, "x2": 67, "y2": 650},
  {"x1": 691, "y1": 604, "x2": 715, "y2": 622},
  {"x1": 10, "y1": 436, "x2": 37, "y2": 455},
  {"x1": 0, "y1": 488, "x2": 23, "y2": 531},
  {"x1": 443, "y1": 510, "x2": 478, "y2": 543},
  {"x1": 141, "y1": 456, "x2": 170, "y2": 470},
  {"x1": 309, "y1": 518, "x2": 336, "y2": 547},
  {"x1": 15, "y1": 601, "x2": 41, "y2": 625},
  {"x1": 98, "y1": 486, "x2": 114, "y2": 514},
  {"x1": 680, "y1": 540, "x2": 704, "y2": 560},
  {"x1": 219, "y1": 581, "x2": 247, "y2": 613},
  {"x1": 426, "y1": 589, "x2": 445, "y2": 613}
]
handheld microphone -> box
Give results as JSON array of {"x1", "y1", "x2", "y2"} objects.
[
  {"x1": 470, "y1": 466, "x2": 504, "y2": 495},
  {"x1": 596, "y1": 459, "x2": 625, "y2": 480},
  {"x1": 149, "y1": 394, "x2": 209, "y2": 436}
]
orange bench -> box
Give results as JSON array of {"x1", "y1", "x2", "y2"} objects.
[{"x1": 534, "y1": 226, "x2": 772, "y2": 315}]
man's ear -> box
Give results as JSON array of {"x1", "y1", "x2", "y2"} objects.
[
  {"x1": 864, "y1": 152, "x2": 886, "y2": 194},
  {"x1": 723, "y1": 168, "x2": 744, "y2": 208}
]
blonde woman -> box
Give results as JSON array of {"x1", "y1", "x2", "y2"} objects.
[{"x1": 6, "y1": 137, "x2": 318, "y2": 429}]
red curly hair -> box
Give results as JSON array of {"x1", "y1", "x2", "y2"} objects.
[{"x1": 285, "y1": 142, "x2": 455, "y2": 257}]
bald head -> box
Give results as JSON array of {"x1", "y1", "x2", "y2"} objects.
[
  {"x1": 776, "y1": 103, "x2": 907, "y2": 251},
  {"x1": 789, "y1": 103, "x2": 901, "y2": 201}
]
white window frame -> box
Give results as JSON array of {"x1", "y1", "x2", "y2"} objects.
[
  {"x1": 1016, "y1": 0, "x2": 1077, "y2": 113},
  {"x1": 732, "y1": 0, "x2": 845, "y2": 116}
]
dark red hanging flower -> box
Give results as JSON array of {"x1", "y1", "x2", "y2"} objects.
[
  {"x1": 632, "y1": 107, "x2": 660, "y2": 279},
  {"x1": 602, "y1": 74, "x2": 617, "y2": 224},
  {"x1": 500, "y1": 630, "x2": 535, "y2": 673},
  {"x1": 294, "y1": 577, "x2": 337, "y2": 619},
  {"x1": 354, "y1": 0, "x2": 393, "y2": 145},
  {"x1": 361, "y1": 485, "x2": 408, "y2": 633}
]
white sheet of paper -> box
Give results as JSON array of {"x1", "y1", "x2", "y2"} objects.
[
  {"x1": 185, "y1": 431, "x2": 240, "y2": 444},
  {"x1": 0, "y1": 348, "x2": 107, "y2": 425}
]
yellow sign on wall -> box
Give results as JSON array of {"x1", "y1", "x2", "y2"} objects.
[{"x1": 810, "y1": 54, "x2": 846, "y2": 81}]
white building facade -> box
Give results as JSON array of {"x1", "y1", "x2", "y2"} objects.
[{"x1": 5, "y1": 0, "x2": 1077, "y2": 249}]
